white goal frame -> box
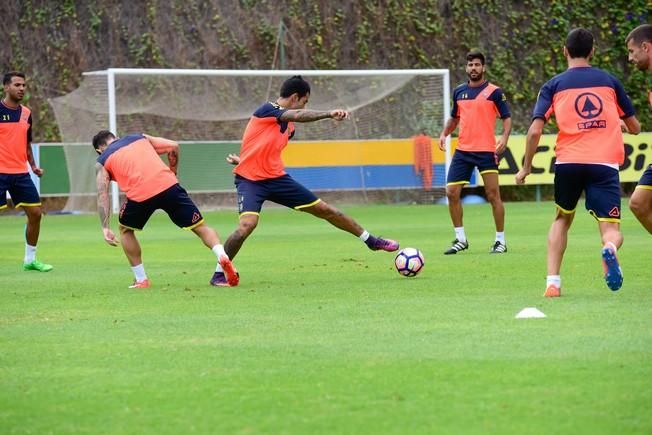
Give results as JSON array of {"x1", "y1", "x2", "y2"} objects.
[{"x1": 83, "y1": 68, "x2": 451, "y2": 213}]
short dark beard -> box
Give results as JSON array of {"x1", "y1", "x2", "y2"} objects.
[{"x1": 467, "y1": 71, "x2": 484, "y2": 84}]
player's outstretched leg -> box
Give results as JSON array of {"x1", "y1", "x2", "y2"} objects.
[
  {"x1": 364, "y1": 233, "x2": 400, "y2": 252},
  {"x1": 301, "y1": 201, "x2": 399, "y2": 252}
]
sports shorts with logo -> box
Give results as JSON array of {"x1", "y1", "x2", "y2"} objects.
[
  {"x1": 446, "y1": 150, "x2": 499, "y2": 185},
  {"x1": 235, "y1": 174, "x2": 320, "y2": 215},
  {"x1": 635, "y1": 164, "x2": 652, "y2": 190},
  {"x1": 554, "y1": 163, "x2": 621, "y2": 221},
  {"x1": 0, "y1": 173, "x2": 41, "y2": 209},
  {"x1": 119, "y1": 183, "x2": 203, "y2": 230}
]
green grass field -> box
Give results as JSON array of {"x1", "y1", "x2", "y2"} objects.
[{"x1": 1, "y1": 201, "x2": 651, "y2": 434}]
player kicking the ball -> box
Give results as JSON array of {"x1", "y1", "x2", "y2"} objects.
[
  {"x1": 219, "y1": 75, "x2": 399, "y2": 286},
  {"x1": 516, "y1": 28, "x2": 640, "y2": 297},
  {"x1": 93, "y1": 131, "x2": 238, "y2": 288}
]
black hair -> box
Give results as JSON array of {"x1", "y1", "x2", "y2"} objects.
[
  {"x1": 466, "y1": 51, "x2": 485, "y2": 65},
  {"x1": 565, "y1": 28, "x2": 594, "y2": 58},
  {"x1": 3, "y1": 71, "x2": 25, "y2": 86},
  {"x1": 280, "y1": 75, "x2": 311, "y2": 98},
  {"x1": 92, "y1": 130, "x2": 116, "y2": 150},
  {"x1": 626, "y1": 24, "x2": 652, "y2": 45}
]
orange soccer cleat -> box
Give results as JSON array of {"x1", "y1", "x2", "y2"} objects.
[
  {"x1": 129, "y1": 279, "x2": 150, "y2": 289},
  {"x1": 544, "y1": 284, "x2": 561, "y2": 298},
  {"x1": 211, "y1": 256, "x2": 239, "y2": 287}
]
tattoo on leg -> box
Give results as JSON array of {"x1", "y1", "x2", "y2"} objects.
[{"x1": 224, "y1": 230, "x2": 246, "y2": 260}]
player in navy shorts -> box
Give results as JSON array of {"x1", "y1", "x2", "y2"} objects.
[
  {"x1": 234, "y1": 174, "x2": 319, "y2": 215},
  {"x1": 625, "y1": 24, "x2": 652, "y2": 234}
]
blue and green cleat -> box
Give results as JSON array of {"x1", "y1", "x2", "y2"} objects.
[{"x1": 23, "y1": 260, "x2": 53, "y2": 272}]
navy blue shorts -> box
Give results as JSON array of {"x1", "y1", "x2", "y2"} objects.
[
  {"x1": 447, "y1": 150, "x2": 498, "y2": 185},
  {"x1": 235, "y1": 174, "x2": 320, "y2": 215},
  {"x1": 636, "y1": 164, "x2": 652, "y2": 190},
  {"x1": 119, "y1": 184, "x2": 203, "y2": 230},
  {"x1": 0, "y1": 173, "x2": 41, "y2": 209},
  {"x1": 554, "y1": 164, "x2": 621, "y2": 222}
]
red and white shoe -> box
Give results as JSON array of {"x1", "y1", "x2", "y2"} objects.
[
  {"x1": 544, "y1": 284, "x2": 560, "y2": 298},
  {"x1": 218, "y1": 255, "x2": 239, "y2": 287},
  {"x1": 129, "y1": 279, "x2": 150, "y2": 289}
]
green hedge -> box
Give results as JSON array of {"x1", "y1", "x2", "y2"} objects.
[{"x1": 2, "y1": 0, "x2": 648, "y2": 141}]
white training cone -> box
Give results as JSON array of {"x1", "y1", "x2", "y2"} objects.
[{"x1": 515, "y1": 307, "x2": 546, "y2": 319}]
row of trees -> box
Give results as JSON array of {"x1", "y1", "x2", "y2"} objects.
[{"x1": 1, "y1": 0, "x2": 649, "y2": 140}]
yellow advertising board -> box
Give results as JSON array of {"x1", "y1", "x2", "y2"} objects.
[{"x1": 496, "y1": 133, "x2": 651, "y2": 185}]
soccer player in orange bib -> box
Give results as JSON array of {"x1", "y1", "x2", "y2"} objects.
[
  {"x1": 93, "y1": 131, "x2": 238, "y2": 289},
  {"x1": 1, "y1": 71, "x2": 53, "y2": 272},
  {"x1": 625, "y1": 24, "x2": 652, "y2": 234},
  {"x1": 438, "y1": 52, "x2": 512, "y2": 255},
  {"x1": 516, "y1": 28, "x2": 641, "y2": 297},
  {"x1": 221, "y1": 76, "x2": 399, "y2": 285}
]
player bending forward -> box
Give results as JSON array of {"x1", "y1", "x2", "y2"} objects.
[
  {"x1": 93, "y1": 131, "x2": 238, "y2": 288},
  {"x1": 217, "y1": 75, "x2": 399, "y2": 285}
]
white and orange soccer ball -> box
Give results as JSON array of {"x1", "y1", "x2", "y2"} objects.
[{"x1": 394, "y1": 247, "x2": 425, "y2": 277}]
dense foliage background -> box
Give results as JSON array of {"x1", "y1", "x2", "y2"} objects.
[{"x1": 1, "y1": 0, "x2": 649, "y2": 141}]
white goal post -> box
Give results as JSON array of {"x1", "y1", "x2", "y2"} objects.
[{"x1": 51, "y1": 68, "x2": 451, "y2": 213}]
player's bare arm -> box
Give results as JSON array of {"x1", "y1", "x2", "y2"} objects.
[
  {"x1": 26, "y1": 142, "x2": 44, "y2": 177},
  {"x1": 515, "y1": 119, "x2": 544, "y2": 185},
  {"x1": 279, "y1": 109, "x2": 348, "y2": 122},
  {"x1": 438, "y1": 117, "x2": 459, "y2": 151},
  {"x1": 146, "y1": 134, "x2": 180, "y2": 174},
  {"x1": 95, "y1": 162, "x2": 118, "y2": 246},
  {"x1": 167, "y1": 149, "x2": 179, "y2": 174},
  {"x1": 621, "y1": 115, "x2": 641, "y2": 135},
  {"x1": 496, "y1": 117, "x2": 512, "y2": 154}
]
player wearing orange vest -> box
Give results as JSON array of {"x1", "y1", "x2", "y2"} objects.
[
  {"x1": 93, "y1": 131, "x2": 238, "y2": 289},
  {"x1": 0, "y1": 71, "x2": 52, "y2": 272},
  {"x1": 516, "y1": 28, "x2": 641, "y2": 297},
  {"x1": 438, "y1": 52, "x2": 512, "y2": 255},
  {"x1": 625, "y1": 24, "x2": 652, "y2": 235},
  {"x1": 221, "y1": 76, "x2": 399, "y2": 285}
]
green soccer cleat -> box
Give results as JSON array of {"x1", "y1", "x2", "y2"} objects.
[{"x1": 23, "y1": 260, "x2": 53, "y2": 272}]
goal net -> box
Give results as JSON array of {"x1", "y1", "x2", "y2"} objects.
[{"x1": 49, "y1": 69, "x2": 450, "y2": 212}]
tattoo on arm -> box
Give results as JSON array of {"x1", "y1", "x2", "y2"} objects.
[
  {"x1": 279, "y1": 110, "x2": 331, "y2": 122},
  {"x1": 96, "y1": 163, "x2": 111, "y2": 229}
]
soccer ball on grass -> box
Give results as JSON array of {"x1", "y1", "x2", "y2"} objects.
[{"x1": 394, "y1": 248, "x2": 425, "y2": 277}]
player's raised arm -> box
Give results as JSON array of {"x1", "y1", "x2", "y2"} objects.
[
  {"x1": 95, "y1": 162, "x2": 118, "y2": 246},
  {"x1": 145, "y1": 134, "x2": 180, "y2": 174},
  {"x1": 279, "y1": 109, "x2": 349, "y2": 123}
]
